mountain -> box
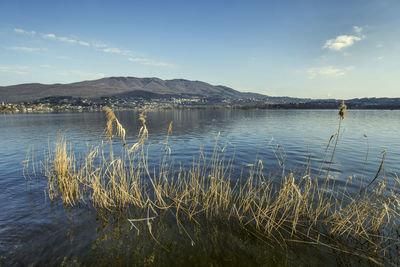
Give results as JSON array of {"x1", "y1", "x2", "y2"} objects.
[
  {"x1": 1, "y1": 77, "x2": 399, "y2": 109},
  {"x1": 0, "y1": 77, "x2": 270, "y2": 103}
]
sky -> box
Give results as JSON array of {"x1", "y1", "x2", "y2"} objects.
[{"x1": 0, "y1": 0, "x2": 399, "y2": 99}]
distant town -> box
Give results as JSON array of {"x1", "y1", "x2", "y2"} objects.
[
  {"x1": 1, "y1": 95, "x2": 400, "y2": 114},
  {"x1": 1, "y1": 77, "x2": 399, "y2": 113},
  {"x1": 0, "y1": 95, "x2": 268, "y2": 113}
]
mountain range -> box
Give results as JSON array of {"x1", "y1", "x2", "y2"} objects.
[
  {"x1": 0, "y1": 76, "x2": 270, "y2": 103},
  {"x1": 1, "y1": 77, "x2": 399, "y2": 109}
]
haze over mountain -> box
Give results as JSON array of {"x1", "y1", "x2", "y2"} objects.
[{"x1": 0, "y1": 76, "x2": 271, "y2": 103}]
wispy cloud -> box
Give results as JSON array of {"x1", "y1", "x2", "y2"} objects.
[
  {"x1": 78, "y1": 41, "x2": 90, "y2": 46},
  {"x1": 41, "y1": 32, "x2": 90, "y2": 46},
  {"x1": 323, "y1": 35, "x2": 361, "y2": 51},
  {"x1": 58, "y1": 70, "x2": 105, "y2": 79},
  {"x1": 16, "y1": 28, "x2": 89, "y2": 47},
  {"x1": 94, "y1": 43, "x2": 107, "y2": 48},
  {"x1": 13, "y1": 28, "x2": 175, "y2": 68},
  {"x1": 42, "y1": 33, "x2": 56, "y2": 39},
  {"x1": 102, "y1": 47, "x2": 134, "y2": 56},
  {"x1": 322, "y1": 26, "x2": 365, "y2": 51},
  {"x1": 353, "y1": 26, "x2": 363, "y2": 34},
  {"x1": 307, "y1": 66, "x2": 353, "y2": 79},
  {"x1": 10, "y1": 46, "x2": 41, "y2": 52},
  {"x1": 0, "y1": 64, "x2": 29, "y2": 75},
  {"x1": 128, "y1": 57, "x2": 175, "y2": 67},
  {"x1": 14, "y1": 28, "x2": 36, "y2": 36},
  {"x1": 58, "y1": 36, "x2": 77, "y2": 44}
]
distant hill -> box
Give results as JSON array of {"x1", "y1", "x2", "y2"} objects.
[
  {"x1": 1, "y1": 77, "x2": 398, "y2": 109},
  {"x1": 0, "y1": 77, "x2": 275, "y2": 103},
  {"x1": 254, "y1": 98, "x2": 400, "y2": 110}
]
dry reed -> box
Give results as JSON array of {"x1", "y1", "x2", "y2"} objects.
[{"x1": 26, "y1": 103, "x2": 400, "y2": 266}]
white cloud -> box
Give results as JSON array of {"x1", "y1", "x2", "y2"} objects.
[
  {"x1": 307, "y1": 66, "x2": 353, "y2": 79},
  {"x1": 14, "y1": 28, "x2": 36, "y2": 36},
  {"x1": 58, "y1": 70, "x2": 105, "y2": 80},
  {"x1": 322, "y1": 26, "x2": 365, "y2": 51},
  {"x1": 102, "y1": 47, "x2": 133, "y2": 56},
  {"x1": 101, "y1": 47, "x2": 176, "y2": 68},
  {"x1": 10, "y1": 46, "x2": 41, "y2": 52},
  {"x1": 353, "y1": 26, "x2": 363, "y2": 34},
  {"x1": 323, "y1": 35, "x2": 362, "y2": 51},
  {"x1": 40, "y1": 64, "x2": 51, "y2": 68},
  {"x1": 12, "y1": 27, "x2": 175, "y2": 69},
  {"x1": 58, "y1": 36, "x2": 77, "y2": 44},
  {"x1": 0, "y1": 65, "x2": 29, "y2": 75},
  {"x1": 42, "y1": 33, "x2": 56, "y2": 39},
  {"x1": 128, "y1": 57, "x2": 175, "y2": 67},
  {"x1": 41, "y1": 33, "x2": 92, "y2": 46},
  {"x1": 78, "y1": 41, "x2": 90, "y2": 46}
]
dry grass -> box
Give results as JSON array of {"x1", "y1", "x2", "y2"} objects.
[
  {"x1": 27, "y1": 104, "x2": 400, "y2": 266},
  {"x1": 104, "y1": 106, "x2": 126, "y2": 145},
  {"x1": 339, "y1": 100, "x2": 347, "y2": 119}
]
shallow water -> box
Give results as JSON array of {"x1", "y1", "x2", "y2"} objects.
[{"x1": 0, "y1": 109, "x2": 399, "y2": 265}]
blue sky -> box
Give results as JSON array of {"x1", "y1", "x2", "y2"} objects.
[{"x1": 0, "y1": 0, "x2": 399, "y2": 98}]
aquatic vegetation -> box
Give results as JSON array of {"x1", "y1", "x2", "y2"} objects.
[
  {"x1": 339, "y1": 100, "x2": 347, "y2": 119},
  {"x1": 25, "y1": 104, "x2": 400, "y2": 266}
]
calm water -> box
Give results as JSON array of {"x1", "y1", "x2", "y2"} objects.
[{"x1": 0, "y1": 109, "x2": 399, "y2": 266}]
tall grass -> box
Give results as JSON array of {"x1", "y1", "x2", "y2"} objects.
[{"x1": 27, "y1": 105, "x2": 400, "y2": 266}]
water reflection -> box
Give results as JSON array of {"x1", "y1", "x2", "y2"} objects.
[{"x1": 2, "y1": 207, "x2": 354, "y2": 266}]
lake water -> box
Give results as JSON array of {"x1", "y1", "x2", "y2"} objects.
[{"x1": 0, "y1": 109, "x2": 399, "y2": 266}]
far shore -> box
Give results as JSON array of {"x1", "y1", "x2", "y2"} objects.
[{"x1": 1, "y1": 102, "x2": 400, "y2": 114}]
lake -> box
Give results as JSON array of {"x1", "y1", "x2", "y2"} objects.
[{"x1": 0, "y1": 109, "x2": 399, "y2": 266}]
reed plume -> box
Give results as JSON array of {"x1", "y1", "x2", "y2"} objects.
[
  {"x1": 339, "y1": 100, "x2": 347, "y2": 119},
  {"x1": 103, "y1": 106, "x2": 127, "y2": 145},
  {"x1": 167, "y1": 121, "x2": 173, "y2": 135},
  {"x1": 128, "y1": 109, "x2": 148, "y2": 153}
]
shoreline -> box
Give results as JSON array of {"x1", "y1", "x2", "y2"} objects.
[{"x1": 2, "y1": 104, "x2": 400, "y2": 114}]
